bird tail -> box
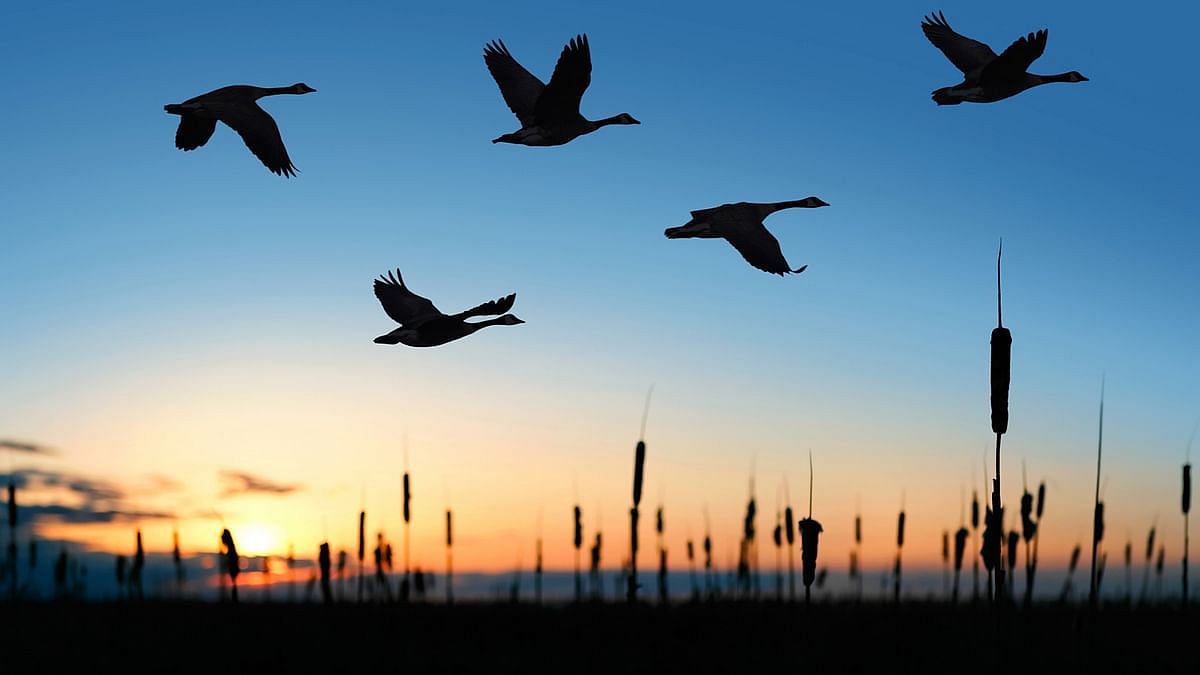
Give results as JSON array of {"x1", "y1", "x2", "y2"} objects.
[
  {"x1": 792, "y1": 265, "x2": 808, "y2": 274},
  {"x1": 373, "y1": 332, "x2": 402, "y2": 345},
  {"x1": 164, "y1": 104, "x2": 185, "y2": 115},
  {"x1": 931, "y1": 88, "x2": 962, "y2": 106}
]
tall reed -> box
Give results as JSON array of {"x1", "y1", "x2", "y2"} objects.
[
  {"x1": 1025, "y1": 480, "x2": 1045, "y2": 606},
  {"x1": 1155, "y1": 545, "x2": 1165, "y2": 599},
  {"x1": 894, "y1": 507, "x2": 905, "y2": 603},
  {"x1": 953, "y1": 526, "x2": 968, "y2": 603},
  {"x1": 573, "y1": 505, "x2": 582, "y2": 601},
  {"x1": 773, "y1": 512, "x2": 783, "y2": 601},
  {"x1": 590, "y1": 531, "x2": 602, "y2": 599},
  {"x1": 628, "y1": 389, "x2": 651, "y2": 603},
  {"x1": 656, "y1": 506, "x2": 667, "y2": 604},
  {"x1": 942, "y1": 531, "x2": 950, "y2": 598},
  {"x1": 854, "y1": 510, "x2": 862, "y2": 601},
  {"x1": 357, "y1": 510, "x2": 365, "y2": 603},
  {"x1": 173, "y1": 529, "x2": 184, "y2": 596},
  {"x1": 687, "y1": 538, "x2": 697, "y2": 599},
  {"x1": 1140, "y1": 522, "x2": 1156, "y2": 604},
  {"x1": 535, "y1": 536, "x2": 543, "y2": 605},
  {"x1": 785, "y1": 504, "x2": 795, "y2": 601},
  {"x1": 1124, "y1": 541, "x2": 1132, "y2": 604},
  {"x1": 7, "y1": 480, "x2": 16, "y2": 599},
  {"x1": 130, "y1": 530, "x2": 144, "y2": 600},
  {"x1": 971, "y1": 489, "x2": 980, "y2": 601},
  {"x1": 798, "y1": 453, "x2": 821, "y2": 604},
  {"x1": 403, "y1": 470, "x2": 412, "y2": 602},
  {"x1": 446, "y1": 509, "x2": 454, "y2": 604},
  {"x1": 989, "y1": 241, "x2": 1012, "y2": 601},
  {"x1": 319, "y1": 542, "x2": 332, "y2": 604},
  {"x1": 1005, "y1": 530, "x2": 1018, "y2": 600},
  {"x1": 1060, "y1": 543, "x2": 1082, "y2": 602},
  {"x1": 221, "y1": 528, "x2": 239, "y2": 603},
  {"x1": 1183, "y1": 462, "x2": 1191, "y2": 607},
  {"x1": 1089, "y1": 380, "x2": 1105, "y2": 608}
]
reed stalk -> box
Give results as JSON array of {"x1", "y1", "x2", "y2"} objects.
[
  {"x1": 894, "y1": 508, "x2": 905, "y2": 603},
  {"x1": 628, "y1": 388, "x2": 651, "y2": 604},
  {"x1": 573, "y1": 505, "x2": 582, "y2": 601},
  {"x1": 989, "y1": 241, "x2": 1012, "y2": 602},
  {"x1": 1089, "y1": 380, "x2": 1105, "y2": 608},
  {"x1": 221, "y1": 528, "x2": 239, "y2": 604},
  {"x1": 446, "y1": 509, "x2": 454, "y2": 604},
  {"x1": 1183, "y1": 462, "x2": 1191, "y2": 608},
  {"x1": 319, "y1": 542, "x2": 332, "y2": 604},
  {"x1": 357, "y1": 510, "x2": 365, "y2": 603}
]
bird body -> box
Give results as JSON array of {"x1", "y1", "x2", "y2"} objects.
[
  {"x1": 164, "y1": 83, "x2": 316, "y2": 175},
  {"x1": 372, "y1": 269, "x2": 523, "y2": 348},
  {"x1": 665, "y1": 198, "x2": 828, "y2": 275},
  {"x1": 484, "y1": 35, "x2": 639, "y2": 146},
  {"x1": 921, "y1": 12, "x2": 1086, "y2": 105}
]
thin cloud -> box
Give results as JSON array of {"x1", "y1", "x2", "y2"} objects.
[
  {"x1": 219, "y1": 470, "x2": 302, "y2": 497},
  {"x1": 0, "y1": 439, "x2": 56, "y2": 455},
  {"x1": 18, "y1": 503, "x2": 173, "y2": 524},
  {"x1": 3, "y1": 469, "x2": 125, "y2": 504}
]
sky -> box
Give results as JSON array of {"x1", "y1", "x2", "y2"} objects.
[{"x1": 1, "y1": 0, "x2": 1198, "y2": 589}]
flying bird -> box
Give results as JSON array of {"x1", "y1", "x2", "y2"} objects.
[
  {"x1": 921, "y1": 12, "x2": 1087, "y2": 105},
  {"x1": 664, "y1": 198, "x2": 828, "y2": 275},
  {"x1": 372, "y1": 269, "x2": 524, "y2": 347},
  {"x1": 164, "y1": 83, "x2": 316, "y2": 176},
  {"x1": 484, "y1": 34, "x2": 639, "y2": 146}
]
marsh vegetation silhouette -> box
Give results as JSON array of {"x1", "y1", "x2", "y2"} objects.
[
  {"x1": 921, "y1": 12, "x2": 1087, "y2": 105},
  {"x1": 164, "y1": 83, "x2": 316, "y2": 176},
  {"x1": 372, "y1": 269, "x2": 524, "y2": 347},
  {"x1": 484, "y1": 34, "x2": 639, "y2": 146},
  {"x1": 665, "y1": 198, "x2": 828, "y2": 275}
]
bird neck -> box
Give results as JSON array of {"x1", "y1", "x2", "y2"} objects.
[
  {"x1": 592, "y1": 115, "x2": 627, "y2": 128},
  {"x1": 259, "y1": 86, "x2": 298, "y2": 97},
  {"x1": 1036, "y1": 72, "x2": 1076, "y2": 84}
]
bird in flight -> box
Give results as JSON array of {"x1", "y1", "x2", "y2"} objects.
[
  {"x1": 484, "y1": 34, "x2": 639, "y2": 146},
  {"x1": 921, "y1": 12, "x2": 1086, "y2": 105},
  {"x1": 164, "y1": 83, "x2": 316, "y2": 176},
  {"x1": 372, "y1": 269, "x2": 524, "y2": 348},
  {"x1": 665, "y1": 198, "x2": 828, "y2": 276}
]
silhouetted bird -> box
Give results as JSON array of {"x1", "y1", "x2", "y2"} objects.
[
  {"x1": 921, "y1": 12, "x2": 1086, "y2": 105},
  {"x1": 484, "y1": 34, "x2": 639, "y2": 146},
  {"x1": 372, "y1": 269, "x2": 524, "y2": 347},
  {"x1": 164, "y1": 83, "x2": 316, "y2": 176},
  {"x1": 665, "y1": 198, "x2": 828, "y2": 275}
]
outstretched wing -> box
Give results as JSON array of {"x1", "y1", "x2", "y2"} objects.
[
  {"x1": 450, "y1": 293, "x2": 516, "y2": 321},
  {"x1": 534, "y1": 34, "x2": 591, "y2": 123},
  {"x1": 921, "y1": 11, "x2": 997, "y2": 74},
  {"x1": 982, "y1": 29, "x2": 1048, "y2": 80},
  {"x1": 724, "y1": 224, "x2": 799, "y2": 275},
  {"x1": 175, "y1": 114, "x2": 217, "y2": 151},
  {"x1": 373, "y1": 269, "x2": 443, "y2": 326},
  {"x1": 484, "y1": 40, "x2": 546, "y2": 127},
  {"x1": 216, "y1": 102, "x2": 297, "y2": 177}
]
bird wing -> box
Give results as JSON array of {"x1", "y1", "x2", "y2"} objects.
[
  {"x1": 534, "y1": 34, "x2": 592, "y2": 123},
  {"x1": 921, "y1": 12, "x2": 997, "y2": 74},
  {"x1": 981, "y1": 29, "x2": 1048, "y2": 80},
  {"x1": 484, "y1": 40, "x2": 545, "y2": 127},
  {"x1": 215, "y1": 102, "x2": 297, "y2": 177},
  {"x1": 373, "y1": 269, "x2": 444, "y2": 326},
  {"x1": 175, "y1": 114, "x2": 217, "y2": 151},
  {"x1": 450, "y1": 293, "x2": 516, "y2": 321},
  {"x1": 724, "y1": 223, "x2": 798, "y2": 275}
]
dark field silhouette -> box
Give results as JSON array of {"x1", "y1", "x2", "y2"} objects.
[{"x1": 2, "y1": 600, "x2": 1196, "y2": 674}]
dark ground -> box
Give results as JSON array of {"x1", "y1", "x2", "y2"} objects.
[{"x1": 2, "y1": 600, "x2": 1196, "y2": 674}]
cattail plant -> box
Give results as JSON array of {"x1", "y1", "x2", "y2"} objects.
[
  {"x1": 687, "y1": 538, "x2": 697, "y2": 599},
  {"x1": 7, "y1": 480, "x2": 16, "y2": 599},
  {"x1": 798, "y1": 454, "x2": 822, "y2": 604},
  {"x1": 1089, "y1": 380, "x2": 1105, "y2": 608},
  {"x1": 703, "y1": 529, "x2": 713, "y2": 599},
  {"x1": 656, "y1": 505, "x2": 667, "y2": 604},
  {"x1": 953, "y1": 527, "x2": 968, "y2": 603},
  {"x1": 535, "y1": 536, "x2": 543, "y2": 605},
  {"x1": 1025, "y1": 480, "x2": 1045, "y2": 606},
  {"x1": 894, "y1": 505, "x2": 905, "y2": 603},
  {"x1": 1005, "y1": 530, "x2": 1018, "y2": 600},
  {"x1": 115, "y1": 554, "x2": 127, "y2": 600},
  {"x1": 1155, "y1": 545, "x2": 1165, "y2": 599},
  {"x1": 318, "y1": 542, "x2": 332, "y2": 604},
  {"x1": 402, "y1": 469, "x2": 412, "y2": 602},
  {"x1": 446, "y1": 509, "x2": 454, "y2": 604},
  {"x1": 336, "y1": 550, "x2": 346, "y2": 602},
  {"x1": 130, "y1": 530, "x2": 144, "y2": 601},
  {"x1": 1123, "y1": 540, "x2": 1132, "y2": 604},
  {"x1": 773, "y1": 512, "x2": 783, "y2": 601},
  {"x1": 627, "y1": 388, "x2": 651, "y2": 604},
  {"x1": 1140, "y1": 522, "x2": 1156, "y2": 604},
  {"x1": 785, "y1": 503, "x2": 796, "y2": 601},
  {"x1": 989, "y1": 241, "x2": 1013, "y2": 601},
  {"x1": 221, "y1": 528, "x2": 239, "y2": 603},
  {"x1": 740, "y1": 485, "x2": 757, "y2": 597},
  {"x1": 357, "y1": 510, "x2": 365, "y2": 603},
  {"x1": 981, "y1": 506, "x2": 1002, "y2": 604},
  {"x1": 1060, "y1": 543, "x2": 1082, "y2": 603},
  {"x1": 1183, "y1": 462, "x2": 1191, "y2": 608},
  {"x1": 854, "y1": 510, "x2": 863, "y2": 601},
  {"x1": 573, "y1": 505, "x2": 583, "y2": 601},
  {"x1": 942, "y1": 531, "x2": 950, "y2": 598},
  {"x1": 971, "y1": 489, "x2": 980, "y2": 601},
  {"x1": 590, "y1": 531, "x2": 602, "y2": 599},
  {"x1": 374, "y1": 533, "x2": 392, "y2": 602}
]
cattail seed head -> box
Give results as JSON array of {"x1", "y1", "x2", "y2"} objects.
[
  {"x1": 7, "y1": 482, "x2": 16, "y2": 529},
  {"x1": 896, "y1": 511, "x2": 906, "y2": 549},
  {"x1": 221, "y1": 529, "x2": 239, "y2": 581},
  {"x1": 1020, "y1": 490, "x2": 1036, "y2": 542},
  {"x1": 1093, "y1": 501, "x2": 1105, "y2": 544},
  {"x1": 1069, "y1": 544, "x2": 1082, "y2": 573},
  {"x1": 1036, "y1": 481, "x2": 1046, "y2": 519},
  {"x1": 849, "y1": 550, "x2": 858, "y2": 578},
  {"x1": 1155, "y1": 546, "x2": 1165, "y2": 573},
  {"x1": 1124, "y1": 541, "x2": 1132, "y2": 566},
  {"x1": 854, "y1": 514, "x2": 862, "y2": 545},
  {"x1": 446, "y1": 510, "x2": 453, "y2": 548},
  {"x1": 656, "y1": 507, "x2": 663, "y2": 536},
  {"x1": 173, "y1": 530, "x2": 181, "y2": 565},
  {"x1": 773, "y1": 521, "x2": 782, "y2": 548},
  {"x1": 687, "y1": 539, "x2": 694, "y2": 561},
  {"x1": 1184, "y1": 464, "x2": 1192, "y2": 515},
  {"x1": 402, "y1": 473, "x2": 411, "y2": 524},
  {"x1": 785, "y1": 507, "x2": 795, "y2": 545},
  {"x1": 990, "y1": 326, "x2": 1012, "y2": 435},
  {"x1": 573, "y1": 506, "x2": 582, "y2": 549},
  {"x1": 1006, "y1": 530, "x2": 1019, "y2": 571},
  {"x1": 953, "y1": 527, "x2": 968, "y2": 571},
  {"x1": 1145, "y1": 527, "x2": 1156, "y2": 561},
  {"x1": 981, "y1": 508, "x2": 1002, "y2": 572},
  {"x1": 703, "y1": 535, "x2": 712, "y2": 569},
  {"x1": 632, "y1": 441, "x2": 645, "y2": 507},
  {"x1": 743, "y1": 498, "x2": 756, "y2": 542},
  {"x1": 971, "y1": 491, "x2": 980, "y2": 530},
  {"x1": 942, "y1": 531, "x2": 949, "y2": 562},
  {"x1": 357, "y1": 511, "x2": 365, "y2": 562},
  {"x1": 798, "y1": 518, "x2": 823, "y2": 588}
]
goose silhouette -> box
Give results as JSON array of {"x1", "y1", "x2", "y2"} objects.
[
  {"x1": 372, "y1": 269, "x2": 524, "y2": 347},
  {"x1": 484, "y1": 34, "x2": 639, "y2": 146},
  {"x1": 921, "y1": 12, "x2": 1087, "y2": 105},
  {"x1": 665, "y1": 198, "x2": 828, "y2": 275},
  {"x1": 164, "y1": 83, "x2": 316, "y2": 176}
]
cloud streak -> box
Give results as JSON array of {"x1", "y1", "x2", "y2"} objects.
[
  {"x1": 219, "y1": 470, "x2": 302, "y2": 497},
  {"x1": 0, "y1": 439, "x2": 56, "y2": 455}
]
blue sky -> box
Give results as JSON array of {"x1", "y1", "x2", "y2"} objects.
[{"x1": 0, "y1": 0, "x2": 1197, "y2": 574}]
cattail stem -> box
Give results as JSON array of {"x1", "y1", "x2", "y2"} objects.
[{"x1": 1089, "y1": 379, "x2": 1105, "y2": 608}]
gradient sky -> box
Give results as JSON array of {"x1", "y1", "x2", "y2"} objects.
[{"x1": 1, "y1": 0, "x2": 1197, "y2": 579}]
